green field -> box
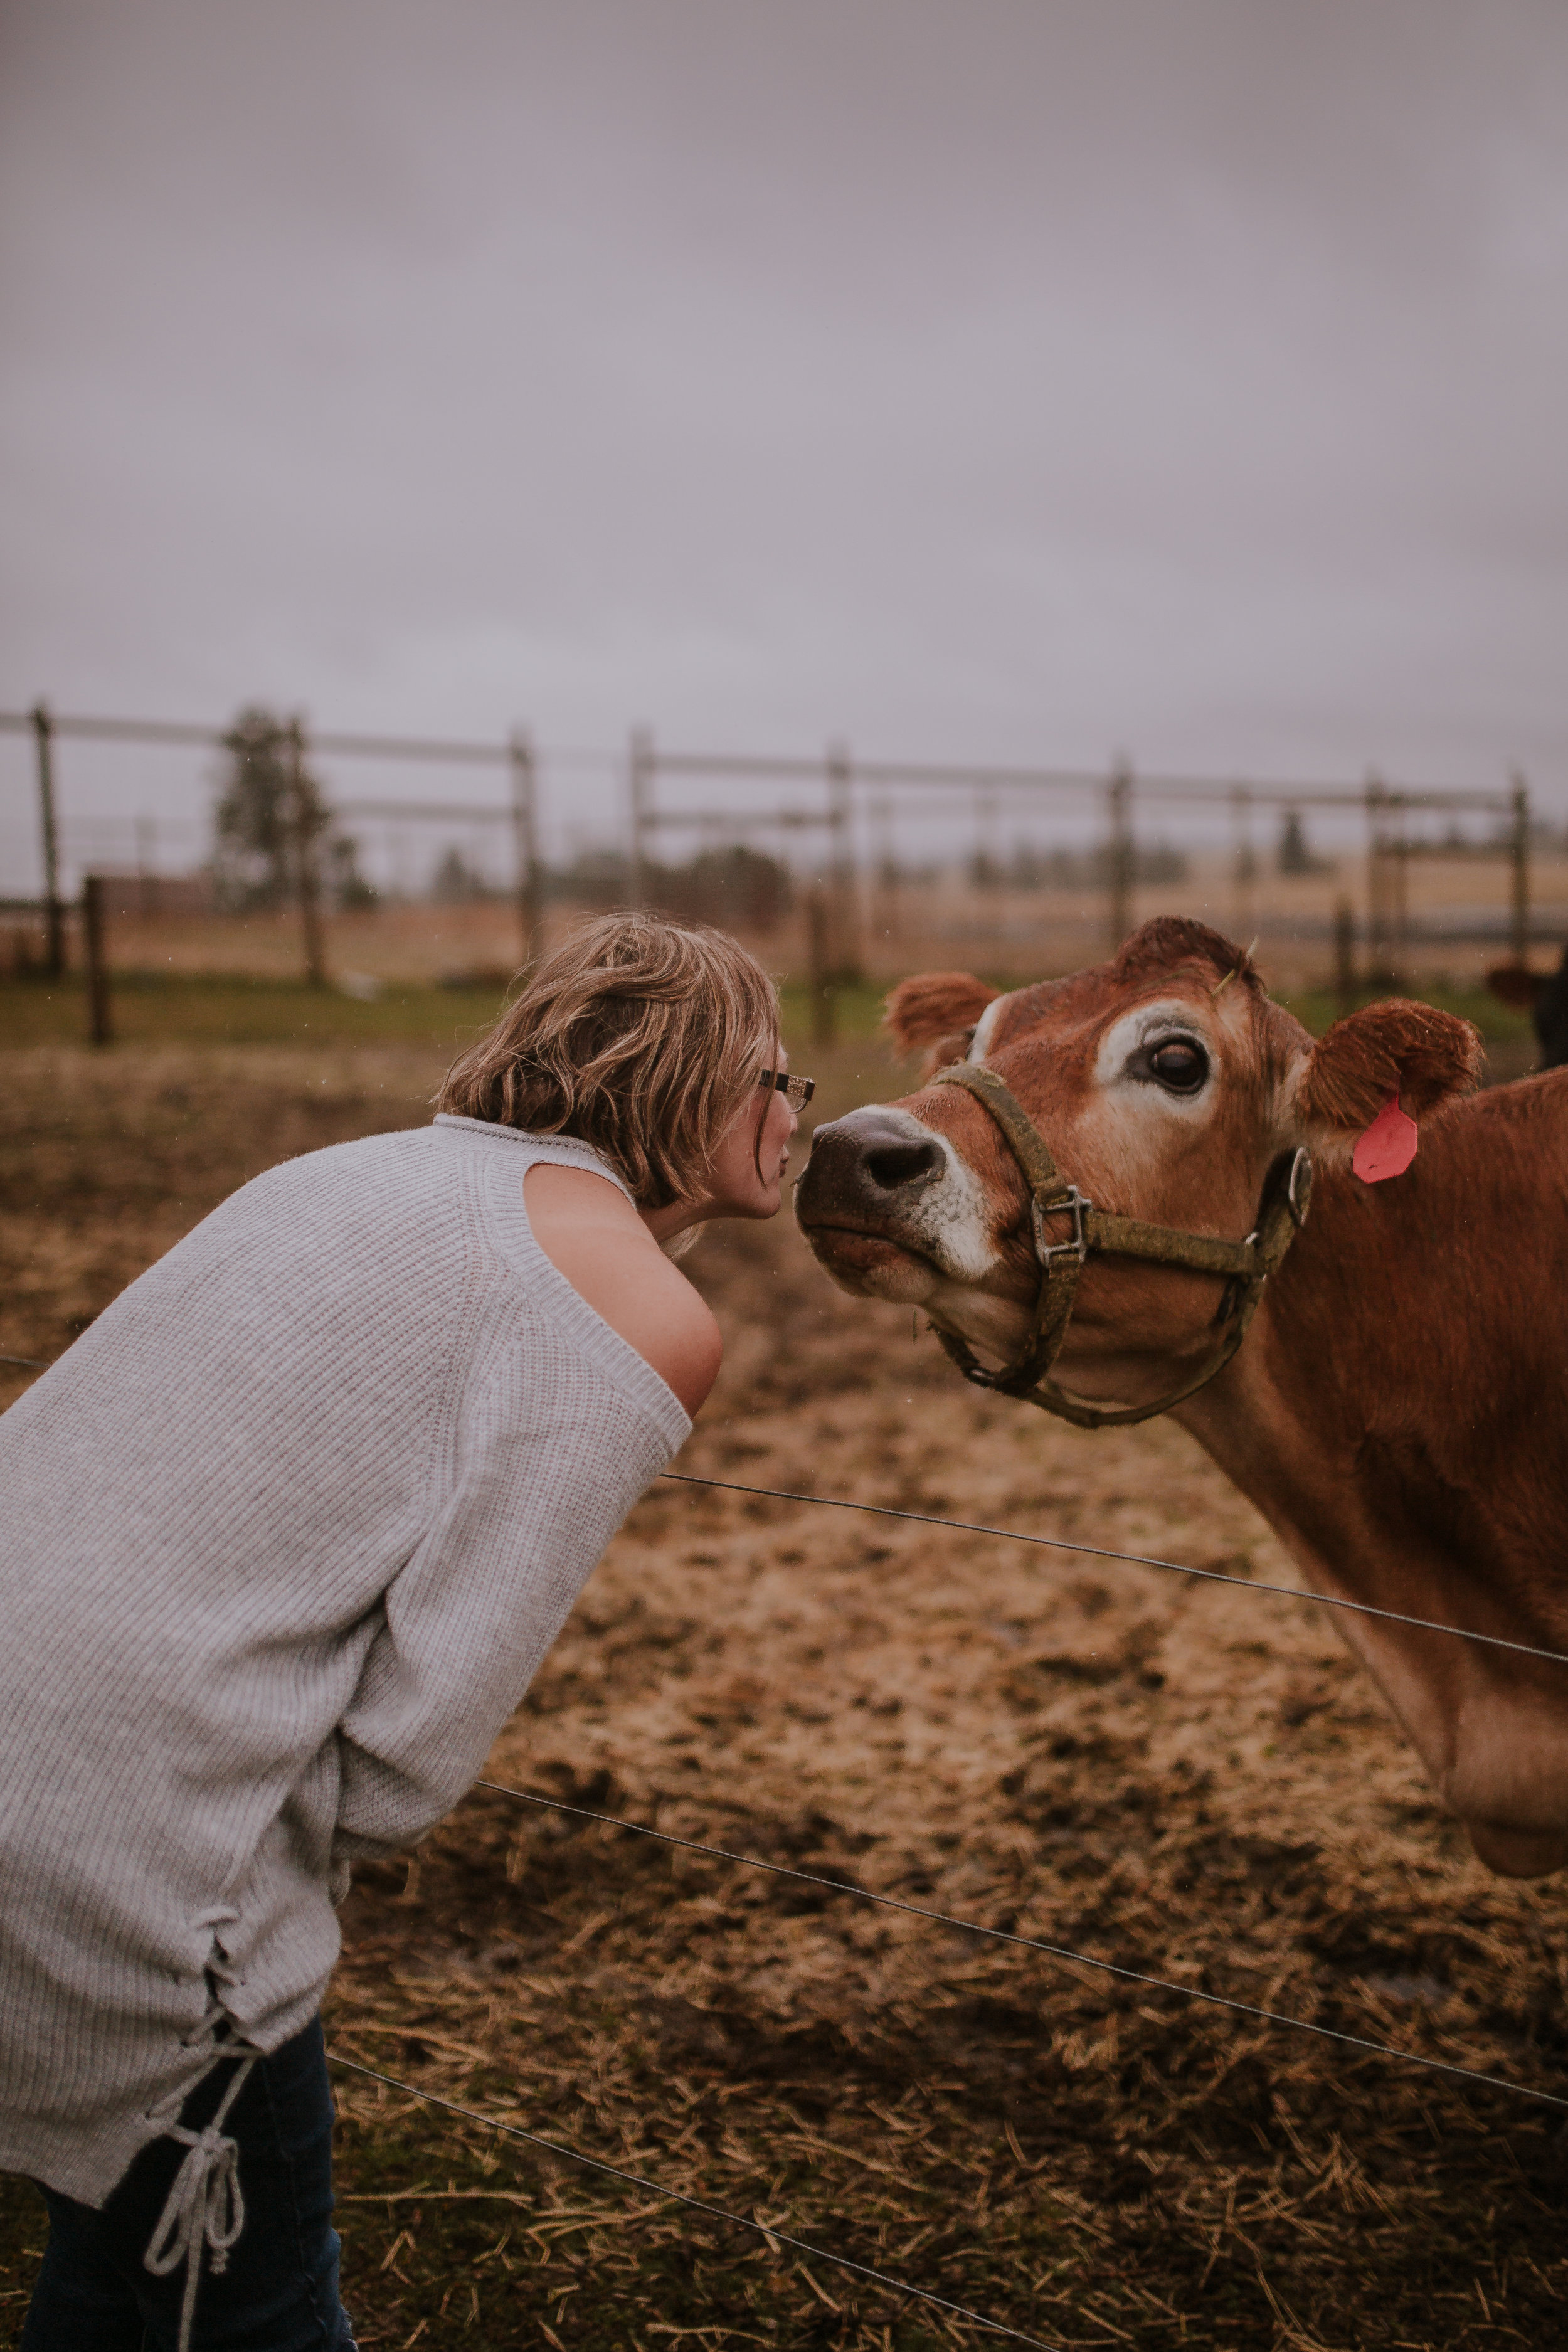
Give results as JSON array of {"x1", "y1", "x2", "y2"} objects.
[{"x1": 0, "y1": 965, "x2": 1537, "y2": 1059}]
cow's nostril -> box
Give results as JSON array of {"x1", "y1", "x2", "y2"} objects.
[{"x1": 863, "y1": 1139, "x2": 945, "y2": 1193}]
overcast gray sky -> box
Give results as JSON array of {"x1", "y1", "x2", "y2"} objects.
[{"x1": 3, "y1": 0, "x2": 1566, "y2": 870}]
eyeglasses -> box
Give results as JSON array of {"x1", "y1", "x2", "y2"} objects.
[{"x1": 759, "y1": 1068, "x2": 815, "y2": 1111}]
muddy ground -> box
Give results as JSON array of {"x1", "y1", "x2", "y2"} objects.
[{"x1": 2, "y1": 1036, "x2": 1565, "y2": 2351}]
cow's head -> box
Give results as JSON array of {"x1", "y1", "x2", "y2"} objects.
[{"x1": 797, "y1": 918, "x2": 1481, "y2": 1411}]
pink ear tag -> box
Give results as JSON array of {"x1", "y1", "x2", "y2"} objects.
[{"x1": 1352, "y1": 1091, "x2": 1418, "y2": 1184}]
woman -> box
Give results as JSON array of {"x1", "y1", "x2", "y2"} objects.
[{"x1": 1, "y1": 913, "x2": 810, "y2": 2351}]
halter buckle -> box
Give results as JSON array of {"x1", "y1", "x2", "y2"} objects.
[{"x1": 1032, "y1": 1185, "x2": 1092, "y2": 1269}]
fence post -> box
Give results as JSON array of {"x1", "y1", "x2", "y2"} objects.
[
  {"x1": 135, "y1": 817, "x2": 157, "y2": 920},
  {"x1": 1106, "y1": 760, "x2": 1135, "y2": 951},
  {"x1": 807, "y1": 889, "x2": 836, "y2": 1046},
  {"x1": 1389, "y1": 794, "x2": 1410, "y2": 985},
  {"x1": 286, "y1": 718, "x2": 328, "y2": 988},
  {"x1": 628, "y1": 727, "x2": 653, "y2": 906},
  {"x1": 1333, "y1": 898, "x2": 1357, "y2": 1017},
  {"x1": 82, "y1": 873, "x2": 112, "y2": 1046},
  {"x1": 1365, "y1": 775, "x2": 1389, "y2": 982},
  {"x1": 31, "y1": 702, "x2": 65, "y2": 977},
  {"x1": 509, "y1": 729, "x2": 542, "y2": 966},
  {"x1": 1509, "y1": 771, "x2": 1531, "y2": 968},
  {"x1": 825, "y1": 740, "x2": 859, "y2": 981},
  {"x1": 869, "y1": 792, "x2": 898, "y2": 945},
  {"x1": 1231, "y1": 783, "x2": 1255, "y2": 943},
  {"x1": 972, "y1": 787, "x2": 1000, "y2": 893}
]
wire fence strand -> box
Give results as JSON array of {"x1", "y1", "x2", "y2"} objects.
[
  {"x1": 475, "y1": 1778, "x2": 1568, "y2": 2114},
  {"x1": 327, "y1": 2053, "x2": 1064, "y2": 2349},
  {"x1": 11, "y1": 1337, "x2": 1560, "y2": 1668},
  {"x1": 662, "y1": 1471, "x2": 1568, "y2": 1670}
]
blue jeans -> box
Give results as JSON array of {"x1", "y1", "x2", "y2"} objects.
[{"x1": 22, "y1": 2017, "x2": 356, "y2": 2351}]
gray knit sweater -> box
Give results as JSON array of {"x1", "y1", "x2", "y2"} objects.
[{"x1": 0, "y1": 1115, "x2": 689, "y2": 2205}]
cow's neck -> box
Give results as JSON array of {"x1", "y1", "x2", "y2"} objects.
[{"x1": 1172, "y1": 1081, "x2": 1568, "y2": 1875}]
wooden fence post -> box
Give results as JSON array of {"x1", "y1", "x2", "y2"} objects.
[
  {"x1": 808, "y1": 889, "x2": 836, "y2": 1047},
  {"x1": 628, "y1": 728, "x2": 653, "y2": 906},
  {"x1": 1389, "y1": 796, "x2": 1410, "y2": 986},
  {"x1": 31, "y1": 703, "x2": 65, "y2": 978},
  {"x1": 1510, "y1": 773, "x2": 1531, "y2": 968},
  {"x1": 1231, "y1": 783, "x2": 1255, "y2": 943},
  {"x1": 1106, "y1": 760, "x2": 1135, "y2": 950},
  {"x1": 869, "y1": 793, "x2": 899, "y2": 945},
  {"x1": 286, "y1": 718, "x2": 328, "y2": 988},
  {"x1": 1333, "y1": 898, "x2": 1357, "y2": 1017},
  {"x1": 825, "y1": 741, "x2": 860, "y2": 982},
  {"x1": 509, "y1": 728, "x2": 542, "y2": 966},
  {"x1": 1365, "y1": 775, "x2": 1391, "y2": 983},
  {"x1": 82, "y1": 874, "x2": 112, "y2": 1046}
]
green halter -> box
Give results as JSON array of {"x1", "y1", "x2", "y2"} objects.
[{"x1": 926, "y1": 1061, "x2": 1313, "y2": 1430}]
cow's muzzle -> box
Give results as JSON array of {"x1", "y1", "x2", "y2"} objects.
[{"x1": 796, "y1": 1110, "x2": 945, "y2": 1239}]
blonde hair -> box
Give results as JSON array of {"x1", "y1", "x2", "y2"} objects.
[{"x1": 437, "y1": 913, "x2": 780, "y2": 1208}]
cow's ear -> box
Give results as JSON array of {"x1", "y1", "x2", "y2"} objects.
[
  {"x1": 884, "y1": 972, "x2": 999, "y2": 1056},
  {"x1": 1296, "y1": 999, "x2": 1483, "y2": 1136}
]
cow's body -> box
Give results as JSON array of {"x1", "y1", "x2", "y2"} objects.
[
  {"x1": 797, "y1": 920, "x2": 1568, "y2": 1875},
  {"x1": 1178, "y1": 1073, "x2": 1568, "y2": 1876},
  {"x1": 1535, "y1": 948, "x2": 1568, "y2": 1069},
  {"x1": 1487, "y1": 943, "x2": 1568, "y2": 1069}
]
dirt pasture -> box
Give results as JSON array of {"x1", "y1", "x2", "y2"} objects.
[{"x1": 3, "y1": 1037, "x2": 1567, "y2": 2351}]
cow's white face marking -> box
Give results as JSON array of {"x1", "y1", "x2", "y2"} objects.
[
  {"x1": 1093, "y1": 999, "x2": 1220, "y2": 1121},
  {"x1": 845, "y1": 1105, "x2": 998, "y2": 1281},
  {"x1": 1071, "y1": 995, "x2": 1234, "y2": 1204}
]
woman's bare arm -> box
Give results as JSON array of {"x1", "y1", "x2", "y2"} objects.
[{"x1": 523, "y1": 1163, "x2": 723, "y2": 1416}]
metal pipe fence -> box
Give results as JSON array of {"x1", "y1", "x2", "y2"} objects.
[
  {"x1": 0, "y1": 704, "x2": 545, "y2": 984},
  {"x1": 2, "y1": 705, "x2": 1555, "y2": 1017}
]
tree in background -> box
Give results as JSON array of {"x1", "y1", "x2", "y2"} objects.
[
  {"x1": 430, "y1": 845, "x2": 487, "y2": 904},
  {"x1": 1007, "y1": 840, "x2": 1189, "y2": 890},
  {"x1": 213, "y1": 707, "x2": 315, "y2": 908},
  {"x1": 1278, "y1": 808, "x2": 1332, "y2": 876},
  {"x1": 668, "y1": 844, "x2": 793, "y2": 931},
  {"x1": 546, "y1": 842, "x2": 793, "y2": 932},
  {"x1": 212, "y1": 707, "x2": 373, "y2": 909},
  {"x1": 328, "y1": 834, "x2": 378, "y2": 909}
]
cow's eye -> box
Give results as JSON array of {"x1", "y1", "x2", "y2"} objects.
[{"x1": 1145, "y1": 1036, "x2": 1209, "y2": 1093}]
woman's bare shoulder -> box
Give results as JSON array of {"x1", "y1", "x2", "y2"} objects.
[{"x1": 522, "y1": 1163, "x2": 722, "y2": 1417}]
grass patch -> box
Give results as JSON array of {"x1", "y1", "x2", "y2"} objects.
[
  {"x1": 4, "y1": 967, "x2": 1539, "y2": 1062},
  {"x1": 3, "y1": 969, "x2": 896, "y2": 1058},
  {"x1": 1283, "y1": 980, "x2": 1534, "y2": 1042},
  {"x1": 0, "y1": 969, "x2": 511, "y2": 1053}
]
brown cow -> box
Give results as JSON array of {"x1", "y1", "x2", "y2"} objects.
[
  {"x1": 1490, "y1": 947, "x2": 1568, "y2": 1070},
  {"x1": 796, "y1": 917, "x2": 1568, "y2": 1877}
]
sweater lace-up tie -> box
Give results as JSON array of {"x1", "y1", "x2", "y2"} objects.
[{"x1": 143, "y1": 2026, "x2": 257, "y2": 2352}]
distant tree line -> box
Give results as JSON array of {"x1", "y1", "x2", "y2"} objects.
[
  {"x1": 430, "y1": 841, "x2": 796, "y2": 931},
  {"x1": 977, "y1": 839, "x2": 1190, "y2": 891}
]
